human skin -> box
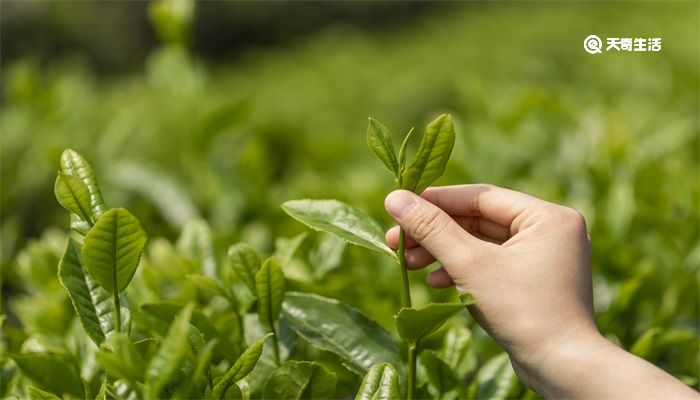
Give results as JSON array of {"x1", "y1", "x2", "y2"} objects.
[{"x1": 384, "y1": 184, "x2": 698, "y2": 399}]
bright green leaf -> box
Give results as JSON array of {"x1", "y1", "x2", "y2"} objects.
[
  {"x1": 310, "y1": 233, "x2": 346, "y2": 280},
  {"x1": 394, "y1": 302, "x2": 466, "y2": 344},
  {"x1": 54, "y1": 172, "x2": 93, "y2": 224},
  {"x1": 171, "y1": 340, "x2": 217, "y2": 399},
  {"x1": 367, "y1": 118, "x2": 399, "y2": 176},
  {"x1": 475, "y1": 353, "x2": 518, "y2": 400},
  {"x1": 354, "y1": 363, "x2": 400, "y2": 400},
  {"x1": 274, "y1": 232, "x2": 308, "y2": 266},
  {"x1": 81, "y1": 208, "x2": 147, "y2": 293},
  {"x1": 146, "y1": 303, "x2": 194, "y2": 399},
  {"x1": 228, "y1": 243, "x2": 262, "y2": 297},
  {"x1": 212, "y1": 333, "x2": 271, "y2": 399},
  {"x1": 95, "y1": 333, "x2": 145, "y2": 385},
  {"x1": 440, "y1": 325, "x2": 477, "y2": 377},
  {"x1": 401, "y1": 114, "x2": 455, "y2": 193},
  {"x1": 263, "y1": 360, "x2": 336, "y2": 400},
  {"x1": 256, "y1": 257, "x2": 286, "y2": 332},
  {"x1": 419, "y1": 350, "x2": 459, "y2": 397},
  {"x1": 281, "y1": 292, "x2": 402, "y2": 375},
  {"x1": 281, "y1": 199, "x2": 395, "y2": 258},
  {"x1": 11, "y1": 353, "x2": 84, "y2": 398},
  {"x1": 397, "y1": 127, "x2": 414, "y2": 174},
  {"x1": 59, "y1": 149, "x2": 107, "y2": 219},
  {"x1": 27, "y1": 387, "x2": 61, "y2": 400}
]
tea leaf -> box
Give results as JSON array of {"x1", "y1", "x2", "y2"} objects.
[
  {"x1": 27, "y1": 387, "x2": 61, "y2": 400},
  {"x1": 146, "y1": 303, "x2": 194, "y2": 399},
  {"x1": 54, "y1": 172, "x2": 93, "y2": 225},
  {"x1": 367, "y1": 118, "x2": 399, "y2": 176},
  {"x1": 212, "y1": 333, "x2": 271, "y2": 399},
  {"x1": 256, "y1": 257, "x2": 286, "y2": 332},
  {"x1": 394, "y1": 302, "x2": 467, "y2": 344},
  {"x1": 401, "y1": 114, "x2": 455, "y2": 193},
  {"x1": 419, "y1": 350, "x2": 459, "y2": 396},
  {"x1": 59, "y1": 149, "x2": 107, "y2": 219},
  {"x1": 440, "y1": 325, "x2": 477, "y2": 377},
  {"x1": 397, "y1": 127, "x2": 414, "y2": 173},
  {"x1": 274, "y1": 232, "x2": 308, "y2": 266},
  {"x1": 81, "y1": 208, "x2": 147, "y2": 293},
  {"x1": 475, "y1": 353, "x2": 518, "y2": 400},
  {"x1": 354, "y1": 363, "x2": 400, "y2": 400},
  {"x1": 281, "y1": 199, "x2": 395, "y2": 258},
  {"x1": 95, "y1": 333, "x2": 146, "y2": 385},
  {"x1": 228, "y1": 243, "x2": 262, "y2": 297},
  {"x1": 281, "y1": 292, "x2": 402, "y2": 375},
  {"x1": 11, "y1": 353, "x2": 84, "y2": 398},
  {"x1": 263, "y1": 360, "x2": 336, "y2": 399}
]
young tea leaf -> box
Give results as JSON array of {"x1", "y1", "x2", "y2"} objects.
[
  {"x1": 255, "y1": 257, "x2": 286, "y2": 332},
  {"x1": 354, "y1": 363, "x2": 400, "y2": 400},
  {"x1": 146, "y1": 303, "x2": 194, "y2": 399},
  {"x1": 262, "y1": 360, "x2": 337, "y2": 400},
  {"x1": 228, "y1": 243, "x2": 262, "y2": 297},
  {"x1": 59, "y1": 149, "x2": 107, "y2": 219},
  {"x1": 281, "y1": 199, "x2": 395, "y2": 258},
  {"x1": 394, "y1": 302, "x2": 466, "y2": 344},
  {"x1": 397, "y1": 127, "x2": 415, "y2": 174},
  {"x1": 11, "y1": 353, "x2": 84, "y2": 398},
  {"x1": 27, "y1": 387, "x2": 61, "y2": 400},
  {"x1": 54, "y1": 172, "x2": 93, "y2": 225},
  {"x1": 475, "y1": 353, "x2": 519, "y2": 400},
  {"x1": 367, "y1": 118, "x2": 399, "y2": 177},
  {"x1": 281, "y1": 292, "x2": 403, "y2": 376},
  {"x1": 95, "y1": 333, "x2": 146, "y2": 385},
  {"x1": 440, "y1": 325, "x2": 477, "y2": 377},
  {"x1": 81, "y1": 208, "x2": 147, "y2": 293},
  {"x1": 274, "y1": 232, "x2": 308, "y2": 266},
  {"x1": 401, "y1": 114, "x2": 455, "y2": 193},
  {"x1": 419, "y1": 350, "x2": 459, "y2": 397},
  {"x1": 211, "y1": 333, "x2": 271, "y2": 399},
  {"x1": 58, "y1": 239, "x2": 106, "y2": 345}
]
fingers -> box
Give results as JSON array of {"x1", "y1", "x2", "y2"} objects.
[
  {"x1": 385, "y1": 190, "x2": 483, "y2": 267},
  {"x1": 385, "y1": 216, "x2": 510, "y2": 249},
  {"x1": 421, "y1": 184, "x2": 548, "y2": 235},
  {"x1": 427, "y1": 266, "x2": 454, "y2": 288}
]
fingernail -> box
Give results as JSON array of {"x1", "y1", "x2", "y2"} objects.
[{"x1": 385, "y1": 190, "x2": 417, "y2": 219}]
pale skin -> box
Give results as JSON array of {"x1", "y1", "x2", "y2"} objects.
[{"x1": 384, "y1": 184, "x2": 699, "y2": 399}]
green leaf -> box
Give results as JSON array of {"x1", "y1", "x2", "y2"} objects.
[
  {"x1": 419, "y1": 350, "x2": 459, "y2": 396},
  {"x1": 397, "y1": 127, "x2": 414, "y2": 173},
  {"x1": 354, "y1": 363, "x2": 400, "y2": 400},
  {"x1": 177, "y1": 218, "x2": 217, "y2": 278},
  {"x1": 95, "y1": 333, "x2": 145, "y2": 385},
  {"x1": 228, "y1": 243, "x2": 262, "y2": 296},
  {"x1": 440, "y1": 325, "x2": 477, "y2": 377},
  {"x1": 11, "y1": 353, "x2": 84, "y2": 398},
  {"x1": 171, "y1": 340, "x2": 217, "y2": 399},
  {"x1": 27, "y1": 387, "x2": 61, "y2": 400},
  {"x1": 212, "y1": 333, "x2": 271, "y2": 399},
  {"x1": 59, "y1": 149, "x2": 107, "y2": 219},
  {"x1": 281, "y1": 292, "x2": 402, "y2": 375},
  {"x1": 394, "y1": 302, "x2": 467, "y2": 344},
  {"x1": 310, "y1": 233, "x2": 346, "y2": 280},
  {"x1": 256, "y1": 257, "x2": 286, "y2": 332},
  {"x1": 146, "y1": 303, "x2": 194, "y2": 399},
  {"x1": 185, "y1": 274, "x2": 229, "y2": 299},
  {"x1": 630, "y1": 327, "x2": 663, "y2": 358},
  {"x1": 401, "y1": 114, "x2": 456, "y2": 193},
  {"x1": 274, "y1": 232, "x2": 308, "y2": 266},
  {"x1": 281, "y1": 199, "x2": 395, "y2": 258},
  {"x1": 263, "y1": 361, "x2": 336, "y2": 400},
  {"x1": 475, "y1": 353, "x2": 519, "y2": 400},
  {"x1": 58, "y1": 239, "x2": 105, "y2": 344},
  {"x1": 140, "y1": 302, "x2": 219, "y2": 340},
  {"x1": 81, "y1": 208, "x2": 147, "y2": 293},
  {"x1": 367, "y1": 118, "x2": 399, "y2": 176},
  {"x1": 54, "y1": 172, "x2": 93, "y2": 224}
]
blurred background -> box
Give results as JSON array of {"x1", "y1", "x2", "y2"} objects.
[{"x1": 2, "y1": 0, "x2": 698, "y2": 390}]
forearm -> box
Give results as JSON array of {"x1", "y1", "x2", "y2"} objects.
[{"x1": 516, "y1": 333, "x2": 698, "y2": 399}]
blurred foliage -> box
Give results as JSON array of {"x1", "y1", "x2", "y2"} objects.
[{"x1": 1, "y1": 1, "x2": 698, "y2": 397}]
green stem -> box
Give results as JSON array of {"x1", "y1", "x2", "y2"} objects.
[
  {"x1": 270, "y1": 326, "x2": 281, "y2": 366},
  {"x1": 113, "y1": 291, "x2": 121, "y2": 334},
  {"x1": 407, "y1": 342, "x2": 417, "y2": 400},
  {"x1": 398, "y1": 229, "x2": 412, "y2": 308}
]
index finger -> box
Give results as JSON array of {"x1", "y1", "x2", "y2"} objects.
[{"x1": 421, "y1": 184, "x2": 548, "y2": 233}]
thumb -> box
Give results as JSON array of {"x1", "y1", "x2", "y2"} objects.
[{"x1": 385, "y1": 189, "x2": 484, "y2": 268}]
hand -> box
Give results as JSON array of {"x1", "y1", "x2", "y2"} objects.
[{"x1": 384, "y1": 184, "x2": 698, "y2": 398}]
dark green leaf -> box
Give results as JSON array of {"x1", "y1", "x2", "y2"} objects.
[
  {"x1": 59, "y1": 149, "x2": 107, "y2": 219},
  {"x1": 475, "y1": 353, "x2": 518, "y2": 400},
  {"x1": 57, "y1": 239, "x2": 105, "y2": 344},
  {"x1": 140, "y1": 302, "x2": 219, "y2": 341},
  {"x1": 281, "y1": 199, "x2": 395, "y2": 258},
  {"x1": 11, "y1": 353, "x2": 84, "y2": 398},
  {"x1": 228, "y1": 243, "x2": 262, "y2": 296},
  {"x1": 171, "y1": 340, "x2": 217, "y2": 399},
  {"x1": 419, "y1": 350, "x2": 459, "y2": 396},
  {"x1": 212, "y1": 333, "x2": 271, "y2": 399},
  {"x1": 27, "y1": 387, "x2": 61, "y2": 400},
  {"x1": 256, "y1": 257, "x2": 286, "y2": 332},
  {"x1": 54, "y1": 172, "x2": 93, "y2": 224},
  {"x1": 263, "y1": 360, "x2": 336, "y2": 400},
  {"x1": 401, "y1": 114, "x2": 455, "y2": 193},
  {"x1": 367, "y1": 118, "x2": 399, "y2": 176},
  {"x1": 354, "y1": 363, "x2": 400, "y2": 400},
  {"x1": 394, "y1": 302, "x2": 466, "y2": 344},
  {"x1": 281, "y1": 292, "x2": 402, "y2": 375},
  {"x1": 146, "y1": 303, "x2": 194, "y2": 399},
  {"x1": 81, "y1": 208, "x2": 147, "y2": 293}
]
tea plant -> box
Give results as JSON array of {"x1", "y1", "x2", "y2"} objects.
[{"x1": 282, "y1": 114, "x2": 475, "y2": 399}]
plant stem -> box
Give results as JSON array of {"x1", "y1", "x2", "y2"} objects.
[
  {"x1": 407, "y1": 342, "x2": 417, "y2": 400},
  {"x1": 270, "y1": 326, "x2": 281, "y2": 366},
  {"x1": 113, "y1": 291, "x2": 121, "y2": 334},
  {"x1": 398, "y1": 228, "x2": 412, "y2": 308}
]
